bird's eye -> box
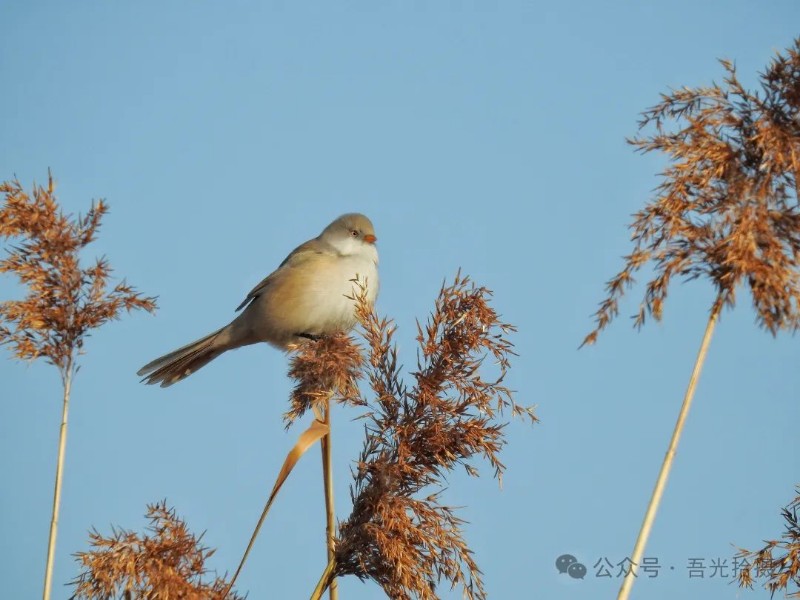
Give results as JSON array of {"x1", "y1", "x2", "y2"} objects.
[{"x1": 351, "y1": 230, "x2": 359, "y2": 237}]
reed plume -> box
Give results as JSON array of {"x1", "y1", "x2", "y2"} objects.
[
  {"x1": 736, "y1": 486, "x2": 800, "y2": 598},
  {"x1": 70, "y1": 500, "x2": 244, "y2": 600},
  {"x1": 0, "y1": 172, "x2": 157, "y2": 600},
  {"x1": 582, "y1": 39, "x2": 800, "y2": 600},
  {"x1": 312, "y1": 274, "x2": 536, "y2": 599}
]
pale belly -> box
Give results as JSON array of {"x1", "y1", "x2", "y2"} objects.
[{"x1": 245, "y1": 253, "x2": 379, "y2": 346}]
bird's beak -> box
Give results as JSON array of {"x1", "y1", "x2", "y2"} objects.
[{"x1": 363, "y1": 234, "x2": 377, "y2": 244}]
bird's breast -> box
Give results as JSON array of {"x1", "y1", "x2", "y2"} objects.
[{"x1": 253, "y1": 251, "x2": 378, "y2": 344}]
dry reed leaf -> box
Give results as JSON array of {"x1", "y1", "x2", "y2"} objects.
[
  {"x1": 266, "y1": 418, "x2": 330, "y2": 512},
  {"x1": 225, "y1": 418, "x2": 331, "y2": 594}
]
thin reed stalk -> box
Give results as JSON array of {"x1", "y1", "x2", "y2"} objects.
[
  {"x1": 43, "y1": 358, "x2": 74, "y2": 600},
  {"x1": 320, "y1": 401, "x2": 338, "y2": 600},
  {"x1": 617, "y1": 297, "x2": 721, "y2": 600}
]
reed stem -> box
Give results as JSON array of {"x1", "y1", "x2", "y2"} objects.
[
  {"x1": 43, "y1": 360, "x2": 73, "y2": 600},
  {"x1": 617, "y1": 297, "x2": 722, "y2": 600},
  {"x1": 321, "y1": 400, "x2": 338, "y2": 600}
]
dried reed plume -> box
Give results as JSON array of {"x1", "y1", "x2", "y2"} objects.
[
  {"x1": 736, "y1": 486, "x2": 800, "y2": 598},
  {"x1": 299, "y1": 274, "x2": 537, "y2": 599},
  {"x1": 0, "y1": 172, "x2": 156, "y2": 600},
  {"x1": 217, "y1": 274, "x2": 533, "y2": 599},
  {"x1": 70, "y1": 501, "x2": 245, "y2": 600},
  {"x1": 285, "y1": 330, "x2": 367, "y2": 426},
  {"x1": 584, "y1": 38, "x2": 800, "y2": 344},
  {"x1": 581, "y1": 39, "x2": 800, "y2": 600}
]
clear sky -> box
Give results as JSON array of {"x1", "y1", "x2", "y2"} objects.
[{"x1": 1, "y1": 2, "x2": 798, "y2": 599}]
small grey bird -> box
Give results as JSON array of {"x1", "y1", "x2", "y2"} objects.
[{"x1": 137, "y1": 213, "x2": 379, "y2": 387}]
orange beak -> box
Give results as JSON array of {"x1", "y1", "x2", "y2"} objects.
[{"x1": 363, "y1": 234, "x2": 377, "y2": 244}]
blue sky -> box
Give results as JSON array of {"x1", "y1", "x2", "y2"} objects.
[{"x1": 1, "y1": 2, "x2": 798, "y2": 599}]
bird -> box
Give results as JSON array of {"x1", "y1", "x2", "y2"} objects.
[{"x1": 137, "y1": 213, "x2": 379, "y2": 387}]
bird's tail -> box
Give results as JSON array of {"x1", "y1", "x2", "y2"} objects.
[{"x1": 137, "y1": 327, "x2": 227, "y2": 387}]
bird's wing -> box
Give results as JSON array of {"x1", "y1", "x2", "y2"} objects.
[{"x1": 234, "y1": 238, "x2": 331, "y2": 311}]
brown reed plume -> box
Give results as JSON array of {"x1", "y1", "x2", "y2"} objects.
[
  {"x1": 0, "y1": 172, "x2": 157, "y2": 600},
  {"x1": 581, "y1": 40, "x2": 800, "y2": 600},
  {"x1": 70, "y1": 500, "x2": 245, "y2": 600},
  {"x1": 310, "y1": 273, "x2": 537, "y2": 600},
  {"x1": 222, "y1": 274, "x2": 534, "y2": 599},
  {"x1": 285, "y1": 330, "x2": 367, "y2": 425},
  {"x1": 584, "y1": 39, "x2": 800, "y2": 344},
  {"x1": 736, "y1": 486, "x2": 800, "y2": 598}
]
